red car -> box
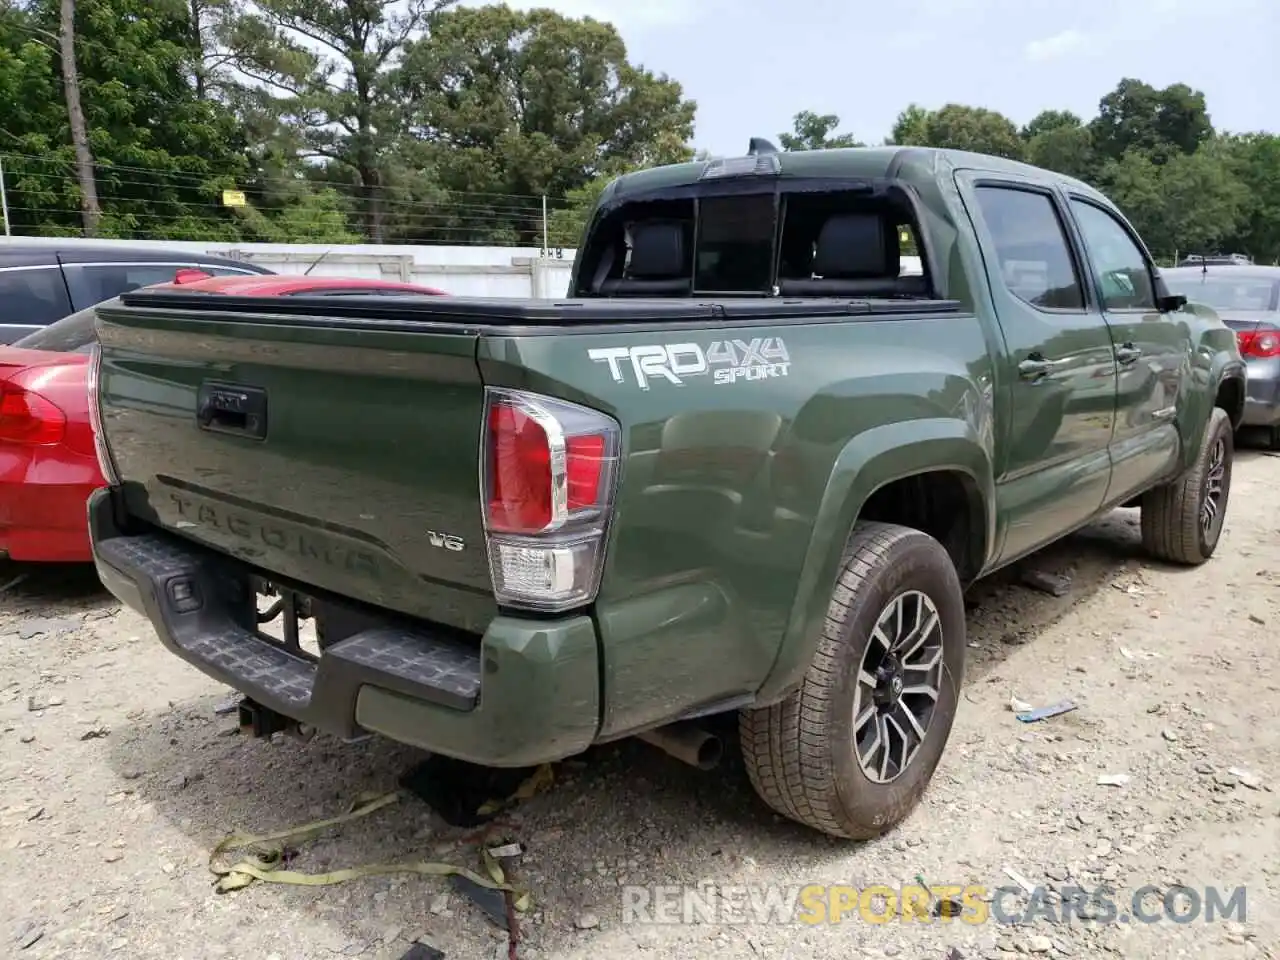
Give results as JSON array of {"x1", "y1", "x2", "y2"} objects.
[{"x1": 0, "y1": 272, "x2": 448, "y2": 563}]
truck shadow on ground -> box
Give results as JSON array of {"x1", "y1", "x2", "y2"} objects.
[
  {"x1": 0, "y1": 559, "x2": 110, "y2": 607},
  {"x1": 95, "y1": 502, "x2": 1203, "y2": 956}
]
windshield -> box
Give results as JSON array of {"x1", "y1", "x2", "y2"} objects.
[
  {"x1": 1164, "y1": 276, "x2": 1278, "y2": 312},
  {"x1": 11, "y1": 306, "x2": 98, "y2": 353}
]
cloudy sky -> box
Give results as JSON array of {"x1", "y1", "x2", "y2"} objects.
[{"x1": 498, "y1": 0, "x2": 1278, "y2": 155}]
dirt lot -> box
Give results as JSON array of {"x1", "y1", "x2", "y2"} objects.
[{"x1": 3, "y1": 450, "x2": 1279, "y2": 960}]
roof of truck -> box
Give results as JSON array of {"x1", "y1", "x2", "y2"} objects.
[{"x1": 606, "y1": 145, "x2": 1108, "y2": 206}]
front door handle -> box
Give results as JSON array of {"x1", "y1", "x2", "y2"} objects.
[
  {"x1": 1018, "y1": 354, "x2": 1063, "y2": 380},
  {"x1": 1115, "y1": 343, "x2": 1142, "y2": 365}
]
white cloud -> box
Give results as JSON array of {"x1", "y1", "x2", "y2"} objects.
[{"x1": 1024, "y1": 29, "x2": 1089, "y2": 62}]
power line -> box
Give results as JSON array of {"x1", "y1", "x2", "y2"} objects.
[{"x1": 0, "y1": 150, "x2": 580, "y2": 204}]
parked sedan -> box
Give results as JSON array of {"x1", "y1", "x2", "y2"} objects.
[
  {"x1": 0, "y1": 243, "x2": 274, "y2": 344},
  {"x1": 0, "y1": 273, "x2": 449, "y2": 563},
  {"x1": 1161, "y1": 265, "x2": 1280, "y2": 449}
]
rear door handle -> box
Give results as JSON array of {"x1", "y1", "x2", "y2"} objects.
[
  {"x1": 1018, "y1": 354, "x2": 1064, "y2": 380},
  {"x1": 1115, "y1": 344, "x2": 1142, "y2": 365}
]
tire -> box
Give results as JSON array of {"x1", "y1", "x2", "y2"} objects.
[
  {"x1": 739, "y1": 521, "x2": 966, "y2": 840},
  {"x1": 1140, "y1": 406, "x2": 1233, "y2": 564}
]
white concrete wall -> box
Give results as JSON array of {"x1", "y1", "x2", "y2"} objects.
[{"x1": 0, "y1": 237, "x2": 580, "y2": 298}]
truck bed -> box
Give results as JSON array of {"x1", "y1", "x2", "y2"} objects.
[
  {"x1": 114, "y1": 289, "x2": 963, "y2": 330},
  {"x1": 93, "y1": 289, "x2": 965, "y2": 639}
]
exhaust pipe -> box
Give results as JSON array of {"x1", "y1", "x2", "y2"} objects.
[{"x1": 637, "y1": 723, "x2": 723, "y2": 770}]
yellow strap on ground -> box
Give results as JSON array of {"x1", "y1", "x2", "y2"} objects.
[{"x1": 208, "y1": 789, "x2": 531, "y2": 910}]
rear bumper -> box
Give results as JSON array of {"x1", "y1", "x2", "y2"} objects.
[
  {"x1": 88, "y1": 489, "x2": 601, "y2": 766},
  {"x1": 1241, "y1": 363, "x2": 1280, "y2": 427}
]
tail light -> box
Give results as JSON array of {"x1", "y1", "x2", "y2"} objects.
[
  {"x1": 481, "y1": 388, "x2": 621, "y2": 612},
  {"x1": 85, "y1": 344, "x2": 120, "y2": 483},
  {"x1": 0, "y1": 379, "x2": 65, "y2": 444},
  {"x1": 1238, "y1": 330, "x2": 1280, "y2": 358}
]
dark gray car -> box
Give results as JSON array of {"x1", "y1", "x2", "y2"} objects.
[
  {"x1": 1162, "y1": 265, "x2": 1280, "y2": 448},
  {"x1": 0, "y1": 243, "x2": 273, "y2": 344}
]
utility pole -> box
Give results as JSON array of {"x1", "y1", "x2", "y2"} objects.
[
  {"x1": 59, "y1": 0, "x2": 101, "y2": 236},
  {"x1": 0, "y1": 157, "x2": 10, "y2": 237}
]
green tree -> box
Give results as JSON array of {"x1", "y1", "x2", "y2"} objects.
[
  {"x1": 1090, "y1": 78, "x2": 1212, "y2": 163},
  {"x1": 1217, "y1": 133, "x2": 1280, "y2": 263},
  {"x1": 231, "y1": 185, "x2": 361, "y2": 242},
  {"x1": 1024, "y1": 114, "x2": 1097, "y2": 182},
  {"x1": 213, "y1": 0, "x2": 454, "y2": 241},
  {"x1": 396, "y1": 4, "x2": 695, "y2": 244},
  {"x1": 2, "y1": 0, "x2": 252, "y2": 239},
  {"x1": 779, "y1": 110, "x2": 862, "y2": 151},
  {"x1": 887, "y1": 103, "x2": 1023, "y2": 159},
  {"x1": 888, "y1": 103, "x2": 930, "y2": 145},
  {"x1": 1098, "y1": 148, "x2": 1246, "y2": 260},
  {"x1": 1021, "y1": 109, "x2": 1083, "y2": 139},
  {"x1": 924, "y1": 104, "x2": 1024, "y2": 159}
]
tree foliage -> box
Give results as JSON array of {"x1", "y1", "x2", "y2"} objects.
[
  {"x1": 890, "y1": 103, "x2": 1023, "y2": 159},
  {"x1": 395, "y1": 4, "x2": 694, "y2": 244},
  {"x1": 0, "y1": 3, "x2": 1276, "y2": 262},
  {"x1": 0, "y1": 0, "x2": 694, "y2": 244},
  {"x1": 779, "y1": 110, "x2": 862, "y2": 151},
  {"x1": 886, "y1": 81, "x2": 1278, "y2": 263}
]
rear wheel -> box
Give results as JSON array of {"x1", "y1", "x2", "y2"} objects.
[
  {"x1": 1140, "y1": 406, "x2": 1233, "y2": 564},
  {"x1": 739, "y1": 522, "x2": 966, "y2": 839}
]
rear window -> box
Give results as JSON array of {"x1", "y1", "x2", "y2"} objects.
[
  {"x1": 574, "y1": 182, "x2": 932, "y2": 299},
  {"x1": 1163, "y1": 275, "x2": 1278, "y2": 312},
  {"x1": 11, "y1": 306, "x2": 98, "y2": 353},
  {"x1": 63, "y1": 263, "x2": 259, "y2": 310},
  {"x1": 694, "y1": 194, "x2": 777, "y2": 294},
  {"x1": 0, "y1": 266, "x2": 74, "y2": 326}
]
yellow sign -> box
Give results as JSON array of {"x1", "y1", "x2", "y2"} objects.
[{"x1": 221, "y1": 190, "x2": 246, "y2": 207}]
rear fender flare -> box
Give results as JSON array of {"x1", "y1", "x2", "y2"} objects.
[
  {"x1": 754, "y1": 418, "x2": 994, "y2": 704},
  {"x1": 1174, "y1": 319, "x2": 1246, "y2": 473}
]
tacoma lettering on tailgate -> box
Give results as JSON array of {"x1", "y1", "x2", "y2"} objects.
[{"x1": 170, "y1": 493, "x2": 379, "y2": 576}]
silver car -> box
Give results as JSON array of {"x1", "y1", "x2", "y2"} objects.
[{"x1": 1162, "y1": 265, "x2": 1280, "y2": 449}]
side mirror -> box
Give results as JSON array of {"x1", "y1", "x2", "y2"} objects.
[{"x1": 1151, "y1": 270, "x2": 1186, "y2": 313}]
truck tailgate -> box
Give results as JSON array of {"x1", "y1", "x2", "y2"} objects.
[{"x1": 94, "y1": 302, "x2": 493, "y2": 633}]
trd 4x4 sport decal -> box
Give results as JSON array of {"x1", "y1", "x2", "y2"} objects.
[{"x1": 587, "y1": 337, "x2": 791, "y2": 391}]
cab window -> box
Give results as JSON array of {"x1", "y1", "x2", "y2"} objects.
[{"x1": 1069, "y1": 200, "x2": 1156, "y2": 311}]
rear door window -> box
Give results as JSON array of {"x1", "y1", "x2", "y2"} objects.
[
  {"x1": 972, "y1": 186, "x2": 1086, "y2": 311},
  {"x1": 63, "y1": 263, "x2": 254, "y2": 309},
  {"x1": 0, "y1": 266, "x2": 74, "y2": 327}
]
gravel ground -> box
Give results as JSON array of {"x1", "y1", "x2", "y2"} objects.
[{"x1": 3, "y1": 449, "x2": 1279, "y2": 960}]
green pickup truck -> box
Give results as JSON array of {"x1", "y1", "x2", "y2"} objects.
[{"x1": 87, "y1": 144, "x2": 1245, "y2": 840}]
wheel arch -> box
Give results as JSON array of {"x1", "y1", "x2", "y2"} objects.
[{"x1": 754, "y1": 419, "x2": 994, "y2": 704}]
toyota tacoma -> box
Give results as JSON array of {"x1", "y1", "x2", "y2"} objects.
[{"x1": 86, "y1": 144, "x2": 1245, "y2": 839}]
